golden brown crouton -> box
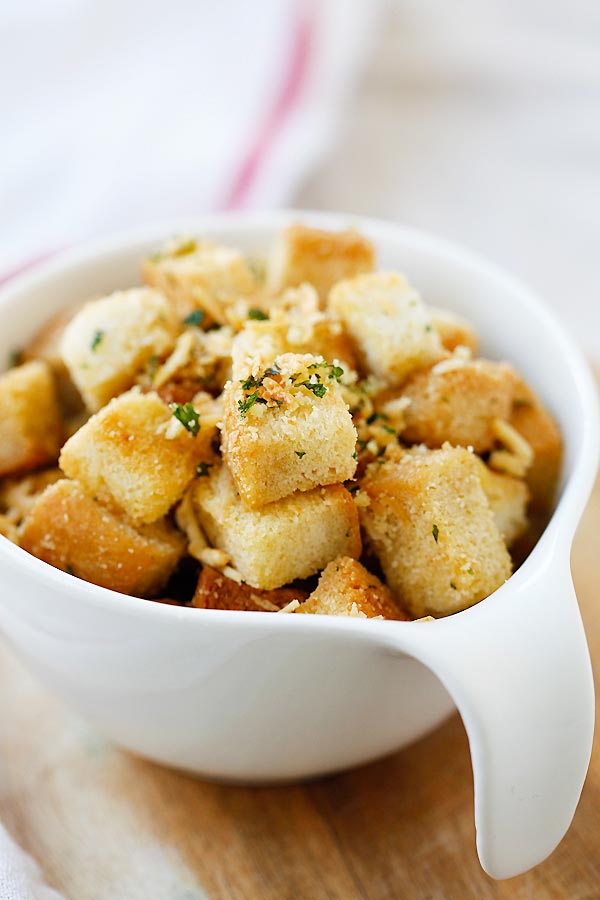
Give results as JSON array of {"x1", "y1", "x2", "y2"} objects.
[
  {"x1": 400, "y1": 357, "x2": 519, "y2": 452},
  {"x1": 192, "y1": 464, "x2": 362, "y2": 589},
  {"x1": 428, "y1": 306, "x2": 479, "y2": 354},
  {"x1": 329, "y1": 272, "x2": 443, "y2": 386},
  {"x1": 22, "y1": 303, "x2": 84, "y2": 416},
  {"x1": 267, "y1": 224, "x2": 375, "y2": 305},
  {"x1": 509, "y1": 380, "x2": 563, "y2": 513},
  {"x1": 60, "y1": 288, "x2": 179, "y2": 411},
  {"x1": 296, "y1": 557, "x2": 408, "y2": 619},
  {"x1": 475, "y1": 458, "x2": 529, "y2": 547},
  {"x1": 20, "y1": 480, "x2": 185, "y2": 596},
  {"x1": 142, "y1": 237, "x2": 259, "y2": 323},
  {"x1": 359, "y1": 447, "x2": 512, "y2": 618},
  {"x1": 60, "y1": 389, "x2": 218, "y2": 524},
  {"x1": 221, "y1": 352, "x2": 357, "y2": 508},
  {"x1": 0, "y1": 361, "x2": 63, "y2": 477},
  {"x1": 192, "y1": 566, "x2": 309, "y2": 612}
]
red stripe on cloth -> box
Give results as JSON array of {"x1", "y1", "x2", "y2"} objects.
[
  {"x1": 0, "y1": 249, "x2": 59, "y2": 287},
  {"x1": 221, "y1": 4, "x2": 315, "y2": 210}
]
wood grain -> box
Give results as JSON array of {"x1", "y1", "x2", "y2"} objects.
[{"x1": 0, "y1": 456, "x2": 598, "y2": 898}]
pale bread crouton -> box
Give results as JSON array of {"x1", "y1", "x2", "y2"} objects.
[
  {"x1": 510, "y1": 380, "x2": 563, "y2": 513},
  {"x1": 60, "y1": 288, "x2": 179, "y2": 411},
  {"x1": 192, "y1": 566, "x2": 309, "y2": 612},
  {"x1": 141, "y1": 237, "x2": 258, "y2": 323},
  {"x1": 60, "y1": 389, "x2": 219, "y2": 524},
  {"x1": 295, "y1": 557, "x2": 408, "y2": 619},
  {"x1": 400, "y1": 357, "x2": 518, "y2": 452},
  {"x1": 267, "y1": 224, "x2": 374, "y2": 305},
  {"x1": 0, "y1": 361, "x2": 63, "y2": 477},
  {"x1": 22, "y1": 303, "x2": 84, "y2": 415},
  {"x1": 475, "y1": 458, "x2": 529, "y2": 547},
  {"x1": 0, "y1": 514, "x2": 18, "y2": 544},
  {"x1": 328, "y1": 272, "x2": 443, "y2": 386},
  {"x1": 221, "y1": 352, "x2": 357, "y2": 508},
  {"x1": 428, "y1": 306, "x2": 479, "y2": 354},
  {"x1": 359, "y1": 447, "x2": 512, "y2": 617},
  {"x1": 20, "y1": 480, "x2": 184, "y2": 596},
  {"x1": 191, "y1": 464, "x2": 362, "y2": 589}
]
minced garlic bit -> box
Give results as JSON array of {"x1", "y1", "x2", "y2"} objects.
[
  {"x1": 198, "y1": 547, "x2": 231, "y2": 569},
  {"x1": 175, "y1": 492, "x2": 208, "y2": 560},
  {"x1": 153, "y1": 330, "x2": 195, "y2": 387},
  {"x1": 353, "y1": 489, "x2": 371, "y2": 509},
  {"x1": 489, "y1": 417, "x2": 534, "y2": 477},
  {"x1": 432, "y1": 344, "x2": 472, "y2": 375},
  {"x1": 277, "y1": 598, "x2": 301, "y2": 613}
]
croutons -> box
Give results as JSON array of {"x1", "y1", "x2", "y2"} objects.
[
  {"x1": 141, "y1": 237, "x2": 259, "y2": 322},
  {"x1": 267, "y1": 224, "x2": 375, "y2": 304},
  {"x1": 475, "y1": 458, "x2": 529, "y2": 548},
  {"x1": 510, "y1": 381, "x2": 563, "y2": 513},
  {"x1": 428, "y1": 306, "x2": 479, "y2": 354},
  {"x1": 192, "y1": 464, "x2": 362, "y2": 589},
  {"x1": 359, "y1": 447, "x2": 512, "y2": 617},
  {"x1": 60, "y1": 389, "x2": 218, "y2": 524},
  {"x1": 400, "y1": 357, "x2": 518, "y2": 453},
  {"x1": 221, "y1": 352, "x2": 357, "y2": 508},
  {"x1": 20, "y1": 480, "x2": 185, "y2": 597},
  {"x1": 152, "y1": 327, "x2": 233, "y2": 404},
  {"x1": 0, "y1": 361, "x2": 63, "y2": 477},
  {"x1": 329, "y1": 272, "x2": 443, "y2": 386},
  {"x1": 0, "y1": 468, "x2": 63, "y2": 536},
  {"x1": 192, "y1": 566, "x2": 309, "y2": 612},
  {"x1": 296, "y1": 557, "x2": 408, "y2": 619},
  {"x1": 60, "y1": 288, "x2": 179, "y2": 412}
]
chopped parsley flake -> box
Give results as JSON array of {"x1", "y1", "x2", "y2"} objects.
[
  {"x1": 171, "y1": 238, "x2": 197, "y2": 257},
  {"x1": 238, "y1": 391, "x2": 266, "y2": 418},
  {"x1": 248, "y1": 308, "x2": 269, "y2": 321},
  {"x1": 352, "y1": 450, "x2": 358, "y2": 459},
  {"x1": 329, "y1": 365, "x2": 344, "y2": 381},
  {"x1": 382, "y1": 424, "x2": 396, "y2": 435},
  {"x1": 147, "y1": 354, "x2": 159, "y2": 380},
  {"x1": 66, "y1": 565, "x2": 75, "y2": 576},
  {"x1": 90, "y1": 330, "x2": 104, "y2": 351},
  {"x1": 298, "y1": 380, "x2": 327, "y2": 398},
  {"x1": 169, "y1": 402, "x2": 200, "y2": 436},
  {"x1": 467, "y1": 567, "x2": 474, "y2": 576},
  {"x1": 183, "y1": 309, "x2": 205, "y2": 327},
  {"x1": 263, "y1": 363, "x2": 281, "y2": 377},
  {"x1": 295, "y1": 451, "x2": 306, "y2": 458},
  {"x1": 8, "y1": 349, "x2": 22, "y2": 368},
  {"x1": 195, "y1": 461, "x2": 212, "y2": 477},
  {"x1": 450, "y1": 581, "x2": 457, "y2": 590},
  {"x1": 432, "y1": 524, "x2": 439, "y2": 543}
]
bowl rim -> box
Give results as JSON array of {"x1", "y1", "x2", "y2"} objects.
[{"x1": 0, "y1": 208, "x2": 597, "y2": 632}]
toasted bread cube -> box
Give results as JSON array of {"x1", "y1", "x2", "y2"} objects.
[
  {"x1": 60, "y1": 288, "x2": 179, "y2": 412},
  {"x1": 267, "y1": 224, "x2": 375, "y2": 305},
  {"x1": 60, "y1": 389, "x2": 219, "y2": 524},
  {"x1": 192, "y1": 566, "x2": 309, "y2": 612},
  {"x1": 475, "y1": 459, "x2": 529, "y2": 547},
  {"x1": 0, "y1": 361, "x2": 63, "y2": 477},
  {"x1": 192, "y1": 464, "x2": 361, "y2": 589},
  {"x1": 510, "y1": 380, "x2": 563, "y2": 513},
  {"x1": 428, "y1": 306, "x2": 479, "y2": 354},
  {"x1": 142, "y1": 237, "x2": 258, "y2": 323},
  {"x1": 0, "y1": 514, "x2": 18, "y2": 543},
  {"x1": 359, "y1": 447, "x2": 511, "y2": 618},
  {"x1": 296, "y1": 557, "x2": 408, "y2": 619},
  {"x1": 22, "y1": 303, "x2": 84, "y2": 415},
  {"x1": 329, "y1": 273, "x2": 443, "y2": 386},
  {"x1": 20, "y1": 480, "x2": 185, "y2": 596},
  {"x1": 400, "y1": 357, "x2": 518, "y2": 453},
  {"x1": 221, "y1": 352, "x2": 357, "y2": 508}
]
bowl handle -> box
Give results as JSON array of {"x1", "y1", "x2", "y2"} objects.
[{"x1": 380, "y1": 551, "x2": 594, "y2": 879}]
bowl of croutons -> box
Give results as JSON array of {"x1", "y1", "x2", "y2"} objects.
[{"x1": 0, "y1": 211, "x2": 596, "y2": 878}]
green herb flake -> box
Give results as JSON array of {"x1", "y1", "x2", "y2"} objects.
[
  {"x1": 248, "y1": 308, "x2": 269, "y2": 321},
  {"x1": 295, "y1": 451, "x2": 306, "y2": 459},
  {"x1": 66, "y1": 565, "x2": 75, "y2": 576},
  {"x1": 329, "y1": 365, "x2": 344, "y2": 381},
  {"x1": 432, "y1": 524, "x2": 439, "y2": 543},
  {"x1": 238, "y1": 391, "x2": 266, "y2": 418},
  {"x1": 8, "y1": 349, "x2": 22, "y2": 368},
  {"x1": 169, "y1": 402, "x2": 200, "y2": 436},
  {"x1": 195, "y1": 461, "x2": 212, "y2": 477},
  {"x1": 382, "y1": 424, "x2": 396, "y2": 435},
  {"x1": 467, "y1": 567, "x2": 474, "y2": 576},
  {"x1": 263, "y1": 363, "x2": 281, "y2": 377},
  {"x1": 299, "y1": 380, "x2": 327, "y2": 399},
  {"x1": 172, "y1": 238, "x2": 197, "y2": 257},
  {"x1": 183, "y1": 309, "x2": 205, "y2": 327},
  {"x1": 352, "y1": 450, "x2": 358, "y2": 459},
  {"x1": 450, "y1": 581, "x2": 457, "y2": 590},
  {"x1": 90, "y1": 330, "x2": 104, "y2": 351}
]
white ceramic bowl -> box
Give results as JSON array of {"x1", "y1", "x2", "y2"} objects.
[{"x1": 0, "y1": 211, "x2": 597, "y2": 879}]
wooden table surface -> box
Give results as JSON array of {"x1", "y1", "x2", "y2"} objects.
[{"x1": 0, "y1": 460, "x2": 598, "y2": 899}]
